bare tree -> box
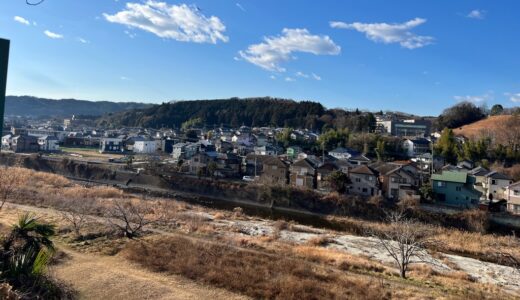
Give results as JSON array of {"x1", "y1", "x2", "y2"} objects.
[
  {"x1": 59, "y1": 198, "x2": 93, "y2": 237},
  {"x1": 371, "y1": 211, "x2": 437, "y2": 278},
  {"x1": 106, "y1": 199, "x2": 152, "y2": 239},
  {"x1": 0, "y1": 167, "x2": 23, "y2": 211}
]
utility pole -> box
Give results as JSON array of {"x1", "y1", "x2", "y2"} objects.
[{"x1": 0, "y1": 39, "x2": 9, "y2": 137}]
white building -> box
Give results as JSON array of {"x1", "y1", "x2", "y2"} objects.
[
  {"x1": 133, "y1": 137, "x2": 157, "y2": 154},
  {"x1": 1, "y1": 134, "x2": 12, "y2": 150},
  {"x1": 506, "y1": 182, "x2": 520, "y2": 214},
  {"x1": 37, "y1": 135, "x2": 60, "y2": 152},
  {"x1": 482, "y1": 171, "x2": 513, "y2": 201}
]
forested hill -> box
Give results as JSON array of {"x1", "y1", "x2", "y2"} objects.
[
  {"x1": 97, "y1": 97, "x2": 342, "y2": 129},
  {"x1": 5, "y1": 96, "x2": 153, "y2": 117}
]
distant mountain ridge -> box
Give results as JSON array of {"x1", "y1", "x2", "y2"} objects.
[{"x1": 5, "y1": 96, "x2": 154, "y2": 117}]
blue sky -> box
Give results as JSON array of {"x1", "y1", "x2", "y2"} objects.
[{"x1": 1, "y1": 0, "x2": 519, "y2": 115}]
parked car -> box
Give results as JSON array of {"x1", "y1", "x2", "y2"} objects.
[{"x1": 242, "y1": 176, "x2": 255, "y2": 182}]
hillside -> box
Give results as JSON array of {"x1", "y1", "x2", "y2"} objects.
[
  {"x1": 5, "y1": 96, "x2": 154, "y2": 117},
  {"x1": 97, "y1": 97, "x2": 326, "y2": 129},
  {"x1": 453, "y1": 115, "x2": 513, "y2": 139},
  {"x1": 96, "y1": 97, "x2": 378, "y2": 131}
]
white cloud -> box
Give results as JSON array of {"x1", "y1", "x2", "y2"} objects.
[
  {"x1": 44, "y1": 30, "x2": 64, "y2": 39},
  {"x1": 124, "y1": 30, "x2": 137, "y2": 39},
  {"x1": 285, "y1": 77, "x2": 295, "y2": 82},
  {"x1": 270, "y1": 75, "x2": 276, "y2": 80},
  {"x1": 77, "y1": 37, "x2": 89, "y2": 44},
  {"x1": 454, "y1": 93, "x2": 492, "y2": 103},
  {"x1": 120, "y1": 76, "x2": 131, "y2": 81},
  {"x1": 295, "y1": 71, "x2": 321, "y2": 81},
  {"x1": 505, "y1": 92, "x2": 520, "y2": 103},
  {"x1": 330, "y1": 18, "x2": 434, "y2": 49},
  {"x1": 295, "y1": 71, "x2": 309, "y2": 78},
  {"x1": 14, "y1": 16, "x2": 30, "y2": 26},
  {"x1": 236, "y1": 3, "x2": 246, "y2": 12},
  {"x1": 239, "y1": 28, "x2": 340, "y2": 72},
  {"x1": 103, "y1": 1, "x2": 228, "y2": 44},
  {"x1": 467, "y1": 9, "x2": 486, "y2": 19}
]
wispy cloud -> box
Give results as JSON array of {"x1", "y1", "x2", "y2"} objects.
[
  {"x1": 330, "y1": 18, "x2": 434, "y2": 49},
  {"x1": 467, "y1": 9, "x2": 486, "y2": 20},
  {"x1": 505, "y1": 92, "x2": 520, "y2": 103},
  {"x1": 454, "y1": 92, "x2": 493, "y2": 103},
  {"x1": 77, "y1": 37, "x2": 89, "y2": 44},
  {"x1": 236, "y1": 3, "x2": 246, "y2": 12},
  {"x1": 120, "y1": 76, "x2": 131, "y2": 81},
  {"x1": 285, "y1": 77, "x2": 295, "y2": 82},
  {"x1": 44, "y1": 30, "x2": 64, "y2": 39},
  {"x1": 295, "y1": 71, "x2": 309, "y2": 78},
  {"x1": 295, "y1": 71, "x2": 321, "y2": 81},
  {"x1": 14, "y1": 16, "x2": 30, "y2": 26},
  {"x1": 239, "y1": 28, "x2": 340, "y2": 72},
  {"x1": 103, "y1": 1, "x2": 228, "y2": 44},
  {"x1": 270, "y1": 75, "x2": 276, "y2": 80}
]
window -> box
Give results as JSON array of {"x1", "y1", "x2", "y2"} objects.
[
  {"x1": 437, "y1": 181, "x2": 446, "y2": 188},
  {"x1": 362, "y1": 188, "x2": 367, "y2": 193},
  {"x1": 456, "y1": 186, "x2": 462, "y2": 192},
  {"x1": 391, "y1": 177, "x2": 397, "y2": 183},
  {"x1": 366, "y1": 176, "x2": 372, "y2": 181},
  {"x1": 272, "y1": 166, "x2": 278, "y2": 170},
  {"x1": 514, "y1": 190, "x2": 520, "y2": 196},
  {"x1": 491, "y1": 179, "x2": 496, "y2": 185},
  {"x1": 355, "y1": 178, "x2": 361, "y2": 183}
]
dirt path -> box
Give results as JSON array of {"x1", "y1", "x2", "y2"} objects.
[{"x1": 51, "y1": 248, "x2": 248, "y2": 300}]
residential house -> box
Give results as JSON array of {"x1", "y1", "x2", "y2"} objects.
[
  {"x1": 260, "y1": 157, "x2": 289, "y2": 185},
  {"x1": 254, "y1": 145, "x2": 279, "y2": 156},
  {"x1": 11, "y1": 135, "x2": 39, "y2": 153},
  {"x1": 37, "y1": 135, "x2": 59, "y2": 152},
  {"x1": 1, "y1": 134, "x2": 12, "y2": 150},
  {"x1": 133, "y1": 137, "x2": 157, "y2": 154},
  {"x1": 329, "y1": 147, "x2": 355, "y2": 160},
  {"x1": 99, "y1": 137, "x2": 124, "y2": 153},
  {"x1": 506, "y1": 182, "x2": 520, "y2": 214},
  {"x1": 290, "y1": 158, "x2": 319, "y2": 189},
  {"x1": 374, "y1": 163, "x2": 417, "y2": 201},
  {"x1": 214, "y1": 153, "x2": 242, "y2": 178},
  {"x1": 431, "y1": 171, "x2": 481, "y2": 208},
  {"x1": 402, "y1": 138, "x2": 430, "y2": 158},
  {"x1": 286, "y1": 146, "x2": 303, "y2": 160},
  {"x1": 347, "y1": 165, "x2": 380, "y2": 197},
  {"x1": 172, "y1": 142, "x2": 198, "y2": 161},
  {"x1": 316, "y1": 162, "x2": 342, "y2": 192},
  {"x1": 482, "y1": 171, "x2": 513, "y2": 201}
]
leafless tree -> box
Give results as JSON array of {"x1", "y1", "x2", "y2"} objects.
[
  {"x1": 0, "y1": 167, "x2": 23, "y2": 211},
  {"x1": 371, "y1": 211, "x2": 437, "y2": 279},
  {"x1": 105, "y1": 199, "x2": 152, "y2": 239},
  {"x1": 59, "y1": 198, "x2": 93, "y2": 237}
]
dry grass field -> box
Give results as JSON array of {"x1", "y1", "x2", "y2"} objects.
[
  {"x1": 453, "y1": 115, "x2": 512, "y2": 139},
  {"x1": 1, "y1": 166, "x2": 520, "y2": 299}
]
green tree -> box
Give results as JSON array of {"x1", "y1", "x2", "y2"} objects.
[
  {"x1": 327, "y1": 171, "x2": 349, "y2": 193},
  {"x1": 207, "y1": 161, "x2": 218, "y2": 179},
  {"x1": 375, "y1": 140, "x2": 386, "y2": 161},
  {"x1": 435, "y1": 128, "x2": 458, "y2": 164},
  {"x1": 318, "y1": 128, "x2": 349, "y2": 151},
  {"x1": 490, "y1": 104, "x2": 504, "y2": 116}
]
